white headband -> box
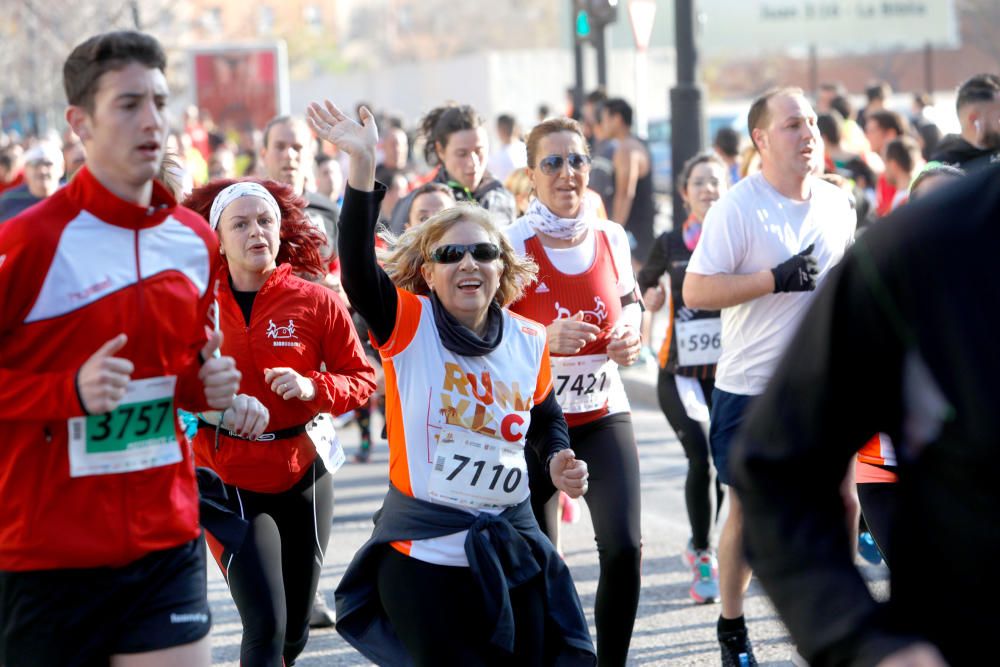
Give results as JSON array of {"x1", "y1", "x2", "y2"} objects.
[{"x1": 208, "y1": 182, "x2": 282, "y2": 231}]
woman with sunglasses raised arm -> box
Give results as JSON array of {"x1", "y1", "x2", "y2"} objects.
[
  {"x1": 305, "y1": 99, "x2": 596, "y2": 667},
  {"x1": 504, "y1": 117, "x2": 644, "y2": 667}
]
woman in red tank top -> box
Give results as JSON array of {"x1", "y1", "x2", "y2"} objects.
[{"x1": 506, "y1": 117, "x2": 644, "y2": 666}]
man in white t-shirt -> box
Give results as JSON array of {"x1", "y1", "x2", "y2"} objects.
[{"x1": 684, "y1": 87, "x2": 855, "y2": 666}]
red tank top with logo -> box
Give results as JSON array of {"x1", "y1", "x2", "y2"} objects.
[{"x1": 511, "y1": 230, "x2": 623, "y2": 426}]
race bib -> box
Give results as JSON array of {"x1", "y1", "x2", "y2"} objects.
[
  {"x1": 675, "y1": 318, "x2": 722, "y2": 366},
  {"x1": 551, "y1": 354, "x2": 617, "y2": 413},
  {"x1": 308, "y1": 413, "x2": 345, "y2": 475},
  {"x1": 427, "y1": 427, "x2": 527, "y2": 509},
  {"x1": 68, "y1": 376, "x2": 181, "y2": 478}
]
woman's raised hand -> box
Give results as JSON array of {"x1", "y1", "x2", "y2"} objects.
[{"x1": 306, "y1": 100, "x2": 378, "y2": 157}]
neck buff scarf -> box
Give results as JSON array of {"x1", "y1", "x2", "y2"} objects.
[
  {"x1": 521, "y1": 195, "x2": 595, "y2": 241},
  {"x1": 430, "y1": 291, "x2": 504, "y2": 357},
  {"x1": 209, "y1": 181, "x2": 281, "y2": 230},
  {"x1": 682, "y1": 215, "x2": 702, "y2": 251}
]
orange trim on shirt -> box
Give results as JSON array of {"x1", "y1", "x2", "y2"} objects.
[
  {"x1": 858, "y1": 433, "x2": 892, "y2": 467},
  {"x1": 507, "y1": 309, "x2": 553, "y2": 404},
  {"x1": 856, "y1": 460, "x2": 899, "y2": 484},
  {"x1": 382, "y1": 356, "x2": 414, "y2": 556},
  {"x1": 381, "y1": 359, "x2": 412, "y2": 498},
  {"x1": 376, "y1": 288, "x2": 423, "y2": 357}
]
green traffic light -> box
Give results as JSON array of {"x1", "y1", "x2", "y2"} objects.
[{"x1": 576, "y1": 9, "x2": 591, "y2": 37}]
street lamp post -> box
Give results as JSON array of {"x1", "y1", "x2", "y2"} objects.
[{"x1": 669, "y1": 0, "x2": 704, "y2": 228}]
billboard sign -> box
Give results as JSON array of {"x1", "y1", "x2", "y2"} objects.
[
  {"x1": 699, "y1": 0, "x2": 960, "y2": 56},
  {"x1": 189, "y1": 43, "x2": 289, "y2": 134}
]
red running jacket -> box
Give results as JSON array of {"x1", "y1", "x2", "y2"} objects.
[
  {"x1": 193, "y1": 263, "x2": 375, "y2": 493},
  {"x1": 0, "y1": 167, "x2": 219, "y2": 571}
]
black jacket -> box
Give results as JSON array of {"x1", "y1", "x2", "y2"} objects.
[{"x1": 930, "y1": 134, "x2": 1000, "y2": 172}]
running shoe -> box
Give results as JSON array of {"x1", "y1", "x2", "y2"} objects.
[
  {"x1": 719, "y1": 629, "x2": 758, "y2": 667},
  {"x1": 690, "y1": 550, "x2": 720, "y2": 604},
  {"x1": 858, "y1": 531, "x2": 883, "y2": 565},
  {"x1": 309, "y1": 590, "x2": 336, "y2": 629}
]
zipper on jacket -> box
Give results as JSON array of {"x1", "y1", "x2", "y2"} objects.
[{"x1": 124, "y1": 227, "x2": 144, "y2": 561}]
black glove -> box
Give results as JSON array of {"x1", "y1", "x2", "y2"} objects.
[{"x1": 771, "y1": 243, "x2": 818, "y2": 293}]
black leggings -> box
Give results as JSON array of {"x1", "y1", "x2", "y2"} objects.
[
  {"x1": 206, "y1": 459, "x2": 333, "y2": 667},
  {"x1": 528, "y1": 413, "x2": 642, "y2": 667},
  {"x1": 656, "y1": 370, "x2": 723, "y2": 551},
  {"x1": 377, "y1": 546, "x2": 549, "y2": 666},
  {"x1": 858, "y1": 481, "x2": 898, "y2": 567}
]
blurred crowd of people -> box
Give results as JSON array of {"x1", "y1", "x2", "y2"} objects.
[{"x1": 5, "y1": 74, "x2": 997, "y2": 236}]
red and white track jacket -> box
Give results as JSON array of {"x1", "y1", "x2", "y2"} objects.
[
  {"x1": 193, "y1": 263, "x2": 376, "y2": 493},
  {"x1": 0, "y1": 167, "x2": 218, "y2": 571}
]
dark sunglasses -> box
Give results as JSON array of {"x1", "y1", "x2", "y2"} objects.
[
  {"x1": 429, "y1": 242, "x2": 502, "y2": 264},
  {"x1": 538, "y1": 153, "x2": 592, "y2": 176}
]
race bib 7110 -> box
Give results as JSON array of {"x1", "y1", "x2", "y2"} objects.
[{"x1": 427, "y1": 427, "x2": 527, "y2": 509}]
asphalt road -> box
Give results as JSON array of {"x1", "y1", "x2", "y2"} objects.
[{"x1": 207, "y1": 363, "x2": 888, "y2": 666}]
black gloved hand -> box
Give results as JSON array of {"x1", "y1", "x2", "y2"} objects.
[{"x1": 771, "y1": 243, "x2": 818, "y2": 293}]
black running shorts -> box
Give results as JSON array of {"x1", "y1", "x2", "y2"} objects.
[{"x1": 0, "y1": 538, "x2": 211, "y2": 667}]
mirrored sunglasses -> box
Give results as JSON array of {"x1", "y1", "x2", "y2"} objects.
[{"x1": 538, "y1": 152, "x2": 592, "y2": 176}]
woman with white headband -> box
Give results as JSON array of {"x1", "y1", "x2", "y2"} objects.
[{"x1": 183, "y1": 178, "x2": 377, "y2": 667}]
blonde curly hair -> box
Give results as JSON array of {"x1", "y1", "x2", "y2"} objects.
[{"x1": 378, "y1": 202, "x2": 537, "y2": 307}]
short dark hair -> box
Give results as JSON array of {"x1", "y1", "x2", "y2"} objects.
[
  {"x1": 830, "y1": 95, "x2": 853, "y2": 121},
  {"x1": 956, "y1": 73, "x2": 1000, "y2": 113},
  {"x1": 844, "y1": 156, "x2": 876, "y2": 190},
  {"x1": 865, "y1": 82, "x2": 891, "y2": 102},
  {"x1": 713, "y1": 127, "x2": 740, "y2": 158},
  {"x1": 585, "y1": 89, "x2": 607, "y2": 106},
  {"x1": 866, "y1": 109, "x2": 909, "y2": 137},
  {"x1": 496, "y1": 114, "x2": 516, "y2": 137},
  {"x1": 917, "y1": 122, "x2": 942, "y2": 160},
  {"x1": 411, "y1": 181, "x2": 457, "y2": 202},
  {"x1": 884, "y1": 136, "x2": 922, "y2": 173},
  {"x1": 0, "y1": 147, "x2": 17, "y2": 171},
  {"x1": 419, "y1": 104, "x2": 483, "y2": 165},
  {"x1": 261, "y1": 115, "x2": 310, "y2": 150},
  {"x1": 747, "y1": 87, "x2": 804, "y2": 150},
  {"x1": 63, "y1": 31, "x2": 166, "y2": 112},
  {"x1": 603, "y1": 98, "x2": 633, "y2": 127},
  {"x1": 817, "y1": 112, "x2": 843, "y2": 145}
]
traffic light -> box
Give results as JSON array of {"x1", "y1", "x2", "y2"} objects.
[
  {"x1": 576, "y1": 6, "x2": 592, "y2": 39},
  {"x1": 589, "y1": 0, "x2": 619, "y2": 25},
  {"x1": 575, "y1": 0, "x2": 619, "y2": 43}
]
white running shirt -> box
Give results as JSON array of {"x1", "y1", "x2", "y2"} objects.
[{"x1": 687, "y1": 173, "x2": 855, "y2": 395}]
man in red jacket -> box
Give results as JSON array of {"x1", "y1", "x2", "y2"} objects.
[{"x1": 0, "y1": 31, "x2": 241, "y2": 667}]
